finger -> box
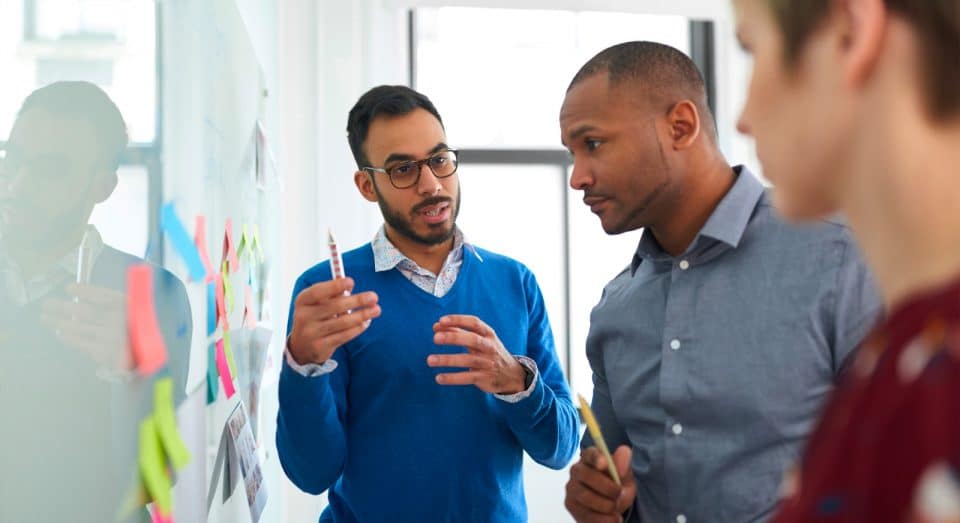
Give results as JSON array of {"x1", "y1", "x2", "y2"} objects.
[
  {"x1": 568, "y1": 478, "x2": 621, "y2": 515},
  {"x1": 573, "y1": 453, "x2": 621, "y2": 499},
  {"x1": 436, "y1": 315, "x2": 495, "y2": 337},
  {"x1": 425, "y1": 353, "x2": 490, "y2": 370},
  {"x1": 64, "y1": 284, "x2": 124, "y2": 306},
  {"x1": 296, "y1": 291, "x2": 377, "y2": 321},
  {"x1": 313, "y1": 304, "x2": 381, "y2": 337},
  {"x1": 434, "y1": 370, "x2": 482, "y2": 386},
  {"x1": 433, "y1": 329, "x2": 492, "y2": 354},
  {"x1": 316, "y1": 321, "x2": 371, "y2": 352},
  {"x1": 612, "y1": 446, "x2": 637, "y2": 513},
  {"x1": 612, "y1": 446, "x2": 634, "y2": 483},
  {"x1": 295, "y1": 278, "x2": 356, "y2": 305}
]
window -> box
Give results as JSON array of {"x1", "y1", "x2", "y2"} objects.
[{"x1": 413, "y1": 6, "x2": 701, "y2": 400}]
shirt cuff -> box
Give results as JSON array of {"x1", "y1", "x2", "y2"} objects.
[
  {"x1": 285, "y1": 345, "x2": 338, "y2": 377},
  {"x1": 494, "y1": 356, "x2": 538, "y2": 403}
]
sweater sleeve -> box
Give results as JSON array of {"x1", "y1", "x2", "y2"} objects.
[
  {"x1": 493, "y1": 267, "x2": 580, "y2": 470},
  {"x1": 276, "y1": 271, "x2": 350, "y2": 494}
]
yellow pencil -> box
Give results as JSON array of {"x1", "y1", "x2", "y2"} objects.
[{"x1": 577, "y1": 393, "x2": 621, "y2": 486}]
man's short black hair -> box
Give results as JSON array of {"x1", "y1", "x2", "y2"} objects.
[
  {"x1": 569, "y1": 41, "x2": 717, "y2": 140},
  {"x1": 347, "y1": 85, "x2": 444, "y2": 168},
  {"x1": 18, "y1": 80, "x2": 128, "y2": 171}
]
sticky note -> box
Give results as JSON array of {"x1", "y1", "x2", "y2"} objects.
[
  {"x1": 150, "y1": 505, "x2": 173, "y2": 523},
  {"x1": 237, "y1": 224, "x2": 250, "y2": 259},
  {"x1": 206, "y1": 281, "x2": 217, "y2": 336},
  {"x1": 577, "y1": 393, "x2": 621, "y2": 486},
  {"x1": 221, "y1": 261, "x2": 235, "y2": 313},
  {"x1": 127, "y1": 265, "x2": 168, "y2": 376},
  {"x1": 139, "y1": 416, "x2": 173, "y2": 516},
  {"x1": 216, "y1": 339, "x2": 236, "y2": 398},
  {"x1": 222, "y1": 219, "x2": 240, "y2": 273},
  {"x1": 195, "y1": 215, "x2": 214, "y2": 281},
  {"x1": 223, "y1": 327, "x2": 238, "y2": 378},
  {"x1": 154, "y1": 377, "x2": 191, "y2": 471},
  {"x1": 207, "y1": 343, "x2": 219, "y2": 404},
  {"x1": 215, "y1": 272, "x2": 227, "y2": 329},
  {"x1": 160, "y1": 202, "x2": 207, "y2": 282}
]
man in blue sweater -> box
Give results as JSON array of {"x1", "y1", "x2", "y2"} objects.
[{"x1": 277, "y1": 85, "x2": 580, "y2": 522}]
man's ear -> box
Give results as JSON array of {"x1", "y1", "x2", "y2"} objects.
[
  {"x1": 665, "y1": 100, "x2": 701, "y2": 150},
  {"x1": 354, "y1": 170, "x2": 378, "y2": 202},
  {"x1": 836, "y1": 0, "x2": 887, "y2": 88},
  {"x1": 92, "y1": 170, "x2": 118, "y2": 204}
]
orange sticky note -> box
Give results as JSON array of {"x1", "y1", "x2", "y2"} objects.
[
  {"x1": 195, "y1": 215, "x2": 214, "y2": 282},
  {"x1": 127, "y1": 265, "x2": 168, "y2": 375},
  {"x1": 222, "y1": 219, "x2": 239, "y2": 273},
  {"x1": 216, "y1": 339, "x2": 236, "y2": 398},
  {"x1": 215, "y1": 272, "x2": 227, "y2": 329}
]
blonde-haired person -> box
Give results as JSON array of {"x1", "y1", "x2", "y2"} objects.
[{"x1": 736, "y1": 0, "x2": 960, "y2": 521}]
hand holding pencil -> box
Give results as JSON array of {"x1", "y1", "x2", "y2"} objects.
[
  {"x1": 286, "y1": 228, "x2": 381, "y2": 366},
  {"x1": 564, "y1": 394, "x2": 637, "y2": 523}
]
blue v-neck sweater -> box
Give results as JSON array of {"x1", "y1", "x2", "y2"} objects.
[{"x1": 277, "y1": 243, "x2": 579, "y2": 523}]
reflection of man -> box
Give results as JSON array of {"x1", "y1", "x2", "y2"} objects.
[
  {"x1": 0, "y1": 82, "x2": 191, "y2": 522},
  {"x1": 558, "y1": 43, "x2": 882, "y2": 523},
  {"x1": 277, "y1": 86, "x2": 579, "y2": 522}
]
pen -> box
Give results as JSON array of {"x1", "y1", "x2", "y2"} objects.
[
  {"x1": 577, "y1": 393, "x2": 621, "y2": 486},
  {"x1": 328, "y1": 228, "x2": 348, "y2": 296}
]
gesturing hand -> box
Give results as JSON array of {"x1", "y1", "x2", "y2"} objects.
[{"x1": 426, "y1": 314, "x2": 528, "y2": 395}]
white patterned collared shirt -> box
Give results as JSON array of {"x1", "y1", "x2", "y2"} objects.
[{"x1": 371, "y1": 225, "x2": 481, "y2": 297}]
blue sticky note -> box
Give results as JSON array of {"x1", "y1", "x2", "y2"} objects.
[
  {"x1": 206, "y1": 343, "x2": 219, "y2": 404},
  {"x1": 160, "y1": 202, "x2": 207, "y2": 282},
  {"x1": 206, "y1": 281, "x2": 217, "y2": 336}
]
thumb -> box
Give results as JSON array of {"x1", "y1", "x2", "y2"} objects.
[{"x1": 613, "y1": 445, "x2": 634, "y2": 484}]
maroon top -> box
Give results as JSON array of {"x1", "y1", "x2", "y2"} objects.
[{"x1": 772, "y1": 274, "x2": 960, "y2": 522}]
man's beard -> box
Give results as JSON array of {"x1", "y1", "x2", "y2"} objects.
[{"x1": 373, "y1": 180, "x2": 461, "y2": 246}]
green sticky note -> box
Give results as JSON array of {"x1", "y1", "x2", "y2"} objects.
[
  {"x1": 223, "y1": 327, "x2": 238, "y2": 378},
  {"x1": 154, "y1": 377, "x2": 191, "y2": 471},
  {"x1": 138, "y1": 416, "x2": 172, "y2": 516},
  {"x1": 207, "y1": 343, "x2": 219, "y2": 404}
]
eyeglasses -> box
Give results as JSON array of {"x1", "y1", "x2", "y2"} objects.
[{"x1": 363, "y1": 149, "x2": 459, "y2": 189}]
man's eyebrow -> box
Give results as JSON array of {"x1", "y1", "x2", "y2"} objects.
[{"x1": 383, "y1": 142, "x2": 449, "y2": 165}]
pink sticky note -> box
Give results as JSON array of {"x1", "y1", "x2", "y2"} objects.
[
  {"x1": 222, "y1": 219, "x2": 240, "y2": 273},
  {"x1": 127, "y1": 265, "x2": 168, "y2": 375},
  {"x1": 216, "y1": 339, "x2": 236, "y2": 398},
  {"x1": 150, "y1": 505, "x2": 173, "y2": 523},
  {"x1": 195, "y1": 215, "x2": 214, "y2": 282}
]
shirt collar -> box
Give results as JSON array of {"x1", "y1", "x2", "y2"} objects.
[
  {"x1": 632, "y1": 165, "x2": 765, "y2": 269},
  {"x1": 0, "y1": 224, "x2": 104, "y2": 278},
  {"x1": 372, "y1": 225, "x2": 481, "y2": 273}
]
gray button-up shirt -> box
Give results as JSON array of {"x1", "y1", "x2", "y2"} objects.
[{"x1": 585, "y1": 167, "x2": 882, "y2": 523}]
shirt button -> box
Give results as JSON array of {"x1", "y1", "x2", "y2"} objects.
[
  {"x1": 672, "y1": 423, "x2": 683, "y2": 435},
  {"x1": 670, "y1": 339, "x2": 681, "y2": 350},
  {"x1": 679, "y1": 260, "x2": 690, "y2": 270},
  {"x1": 677, "y1": 515, "x2": 687, "y2": 523}
]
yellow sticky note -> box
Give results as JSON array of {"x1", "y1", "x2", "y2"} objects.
[
  {"x1": 223, "y1": 327, "x2": 238, "y2": 378},
  {"x1": 139, "y1": 416, "x2": 173, "y2": 516},
  {"x1": 154, "y1": 377, "x2": 191, "y2": 471},
  {"x1": 577, "y1": 393, "x2": 621, "y2": 485},
  {"x1": 222, "y1": 261, "x2": 235, "y2": 312}
]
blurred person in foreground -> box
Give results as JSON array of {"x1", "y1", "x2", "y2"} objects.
[{"x1": 735, "y1": 0, "x2": 960, "y2": 521}]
